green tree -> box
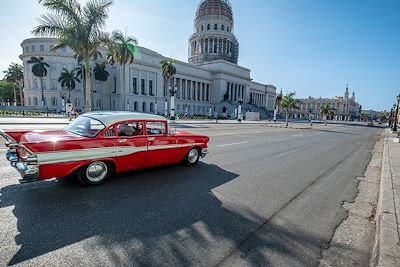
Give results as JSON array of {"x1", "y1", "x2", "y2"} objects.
[
  {"x1": 3, "y1": 63, "x2": 24, "y2": 106},
  {"x1": 160, "y1": 59, "x2": 176, "y2": 96},
  {"x1": 280, "y1": 92, "x2": 298, "y2": 127},
  {"x1": 360, "y1": 112, "x2": 369, "y2": 122},
  {"x1": 93, "y1": 63, "x2": 109, "y2": 83},
  {"x1": 33, "y1": 0, "x2": 114, "y2": 112},
  {"x1": 27, "y1": 56, "x2": 49, "y2": 107},
  {"x1": 319, "y1": 104, "x2": 336, "y2": 126},
  {"x1": 58, "y1": 68, "x2": 80, "y2": 102},
  {"x1": 0, "y1": 80, "x2": 20, "y2": 104},
  {"x1": 106, "y1": 30, "x2": 137, "y2": 110}
]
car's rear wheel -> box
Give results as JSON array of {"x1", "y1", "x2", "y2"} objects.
[
  {"x1": 184, "y1": 148, "x2": 200, "y2": 166},
  {"x1": 78, "y1": 161, "x2": 113, "y2": 185}
]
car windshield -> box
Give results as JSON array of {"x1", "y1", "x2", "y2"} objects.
[{"x1": 64, "y1": 116, "x2": 105, "y2": 137}]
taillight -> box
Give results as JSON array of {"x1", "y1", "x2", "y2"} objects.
[{"x1": 17, "y1": 147, "x2": 28, "y2": 159}]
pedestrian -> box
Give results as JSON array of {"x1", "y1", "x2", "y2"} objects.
[{"x1": 69, "y1": 107, "x2": 76, "y2": 121}]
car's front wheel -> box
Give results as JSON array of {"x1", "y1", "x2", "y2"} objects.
[
  {"x1": 184, "y1": 148, "x2": 200, "y2": 166},
  {"x1": 78, "y1": 161, "x2": 113, "y2": 185}
]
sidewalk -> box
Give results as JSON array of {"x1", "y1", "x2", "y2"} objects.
[{"x1": 371, "y1": 130, "x2": 400, "y2": 266}]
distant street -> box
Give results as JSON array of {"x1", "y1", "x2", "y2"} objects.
[{"x1": 0, "y1": 123, "x2": 382, "y2": 266}]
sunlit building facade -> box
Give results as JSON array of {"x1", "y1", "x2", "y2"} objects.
[{"x1": 20, "y1": 0, "x2": 276, "y2": 117}]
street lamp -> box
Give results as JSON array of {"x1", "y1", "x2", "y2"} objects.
[
  {"x1": 238, "y1": 98, "x2": 243, "y2": 122},
  {"x1": 393, "y1": 94, "x2": 400, "y2": 132},
  {"x1": 169, "y1": 84, "x2": 177, "y2": 118}
]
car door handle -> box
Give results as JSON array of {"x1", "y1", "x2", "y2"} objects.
[
  {"x1": 118, "y1": 139, "x2": 127, "y2": 143},
  {"x1": 147, "y1": 137, "x2": 155, "y2": 141}
]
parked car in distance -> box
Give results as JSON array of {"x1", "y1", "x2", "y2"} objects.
[{"x1": 1, "y1": 112, "x2": 210, "y2": 185}]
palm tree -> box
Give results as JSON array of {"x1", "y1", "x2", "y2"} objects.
[
  {"x1": 319, "y1": 104, "x2": 336, "y2": 126},
  {"x1": 106, "y1": 30, "x2": 137, "y2": 111},
  {"x1": 94, "y1": 63, "x2": 109, "y2": 83},
  {"x1": 280, "y1": 92, "x2": 298, "y2": 127},
  {"x1": 160, "y1": 59, "x2": 177, "y2": 117},
  {"x1": 27, "y1": 56, "x2": 49, "y2": 107},
  {"x1": 160, "y1": 59, "x2": 176, "y2": 94},
  {"x1": 58, "y1": 68, "x2": 80, "y2": 102},
  {"x1": 3, "y1": 63, "x2": 24, "y2": 106},
  {"x1": 273, "y1": 89, "x2": 283, "y2": 122},
  {"x1": 33, "y1": 0, "x2": 114, "y2": 112}
]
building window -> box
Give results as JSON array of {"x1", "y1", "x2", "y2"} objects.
[
  {"x1": 227, "y1": 26, "x2": 230, "y2": 32},
  {"x1": 141, "y1": 79, "x2": 146, "y2": 95},
  {"x1": 149, "y1": 80, "x2": 153, "y2": 96},
  {"x1": 142, "y1": 102, "x2": 147, "y2": 112},
  {"x1": 112, "y1": 100, "x2": 116, "y2": 109},
  {"x1": 40, "y1": 45, "x2": 44, "y2": 51},
  {"x1": 221, "y1": 25, "x2": 224, "y2": 31},
  {"x1": 113, "y1": 77, "x2": 116, "y2": 93},
  {"x1": 132, "y1": 77, "x2": 137, "y2": 94},
  {"x1": 74, "y1": 98, "x2": 79, "y2": 108},
  {"x1": 26, "y1": 46, "x2": 29, "y2": 52},
  {"x1": 214, "y1": 24, "x2": 218, "y2": 30},
  {"x1": 33, "y1": 97, "x2": 38, "y2": 106},
  {"x1": 134, "y1": 101, "x2": 138, "y2": 111},
  {"x1": 207, "y1": 24, "x2": 210, "y2": 30},
  {"x1": 201, "y1": 25, "x2": 204, "y2": 31},
  {"x1": 28, "y1": 97, "x2": 31, "y2": 106},
  {"x1": 150, "y1": 102, "x2": 154, "y2": 112},
  {"x1": 51, "y1": 97, "x2": 57, "y2": 106},
  {"x1": 31, "y1": 45, "x2": 35, "y2": 52}
]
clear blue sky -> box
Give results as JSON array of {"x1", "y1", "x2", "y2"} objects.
[{"x1": 1, "y1": 0, "x2": 399, "y2": 111}]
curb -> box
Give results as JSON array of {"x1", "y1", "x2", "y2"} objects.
[{"x1": 370, "y1": 130, "x2": 400, "y2": 266}]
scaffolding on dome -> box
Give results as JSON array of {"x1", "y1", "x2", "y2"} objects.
[{"x1": 195, "y1": 0, "x2": 233, "y2": 23}]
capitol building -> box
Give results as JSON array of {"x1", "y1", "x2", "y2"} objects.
[{"x1": 19, "y1": 0, "x2": 277, "y2": 117}]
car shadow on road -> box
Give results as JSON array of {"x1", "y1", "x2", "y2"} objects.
[{"x1": 1, "y1": 162, "x2": 362, "y2": 266}]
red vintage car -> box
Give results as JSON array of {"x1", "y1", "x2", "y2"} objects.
[{"x1": 1, "y1": 112, "x2": 210, "y2": 185}]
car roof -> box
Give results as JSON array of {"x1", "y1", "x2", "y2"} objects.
[{"x1": 82, "y1": 111, "x2": 168, "y2": 127}]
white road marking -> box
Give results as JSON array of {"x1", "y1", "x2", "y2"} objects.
[
  {"x1": 272, "y1": 149, "x2": 298, "y2": 158},
  {"x1": 292, "y1": 134, "x2": 303, "y2": 137},
  {"x1": 217, "y1": 142, "x2": 248, "y2": 147}
]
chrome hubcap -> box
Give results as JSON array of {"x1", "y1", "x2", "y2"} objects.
[
  {"x1": 188, "y1": 149, "x2": 199, "y2": 164},
  {"x1": 86, "y1": 162, "x2": 108, "y2": 182}
]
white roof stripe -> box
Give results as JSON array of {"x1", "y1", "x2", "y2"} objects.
[{"x1": 81, "y1": 111, "x2": 167, "y2": 127}]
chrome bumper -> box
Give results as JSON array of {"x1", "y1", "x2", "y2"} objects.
[
  {"x1": 5, "y1": 150, "x2": 40, "y2": 183},
  {"x1": 201, "y1": 149, "x2": 209, "y2": 158}
]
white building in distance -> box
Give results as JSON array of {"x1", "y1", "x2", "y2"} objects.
[
  {"x1": 19, "y1": 0, "x2": 276, "y2": 118},
  {"x1": 293, "y1": 85, "x2": 362, "y2": 121}
]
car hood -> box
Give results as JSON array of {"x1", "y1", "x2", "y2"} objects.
[{"x1": 21, "y1": 130, "x2": 86, "y2": 143}]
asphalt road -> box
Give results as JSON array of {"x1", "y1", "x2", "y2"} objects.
[{"x1": 0, "y1": 123, "x2": 382, "y2": 266}]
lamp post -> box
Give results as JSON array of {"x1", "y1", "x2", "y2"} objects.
[
  {"x1": 389, "y1": 108, "x2": 394, "y2": 128},
  {"x1": 238, "y1": 98, "x2": 243, "y2": 122},
  {"x1": 169, "y1": 84, "x2": 177, "y2": 118},
  {"x1": 393, "y1": 94, "x2": 400, "y2": 132}
]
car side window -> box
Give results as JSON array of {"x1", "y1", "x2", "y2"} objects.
[
  {"x1": 146, "y1": 122, "x2": 166, "y2": 135},
  {"x1": 117, "y1": 122, "x2": 143, "y2": 137},
  {"x1": 104, "y1": 127, "x2": 116, "y2": 137}
]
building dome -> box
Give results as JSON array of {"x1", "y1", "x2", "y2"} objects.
[
  {"x1": 189, "y1": 0, "x2": 239, "y2": 65},
  {"x1": 195, "y1": 0, "x2": 233, "y2": 23}
]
